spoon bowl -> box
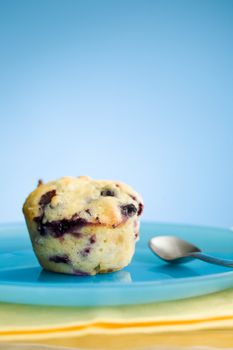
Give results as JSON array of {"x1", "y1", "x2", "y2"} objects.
[
  {"x1": 149, "y1": 236, "x2": 233, "y2": 268},
  {"x1": 148, "y1": 236, "x2": 201, "y2": 264}
]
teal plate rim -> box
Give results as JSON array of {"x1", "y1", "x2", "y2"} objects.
[{"x1": 1, "y1": 221, "x2": 233, "y2": 306}]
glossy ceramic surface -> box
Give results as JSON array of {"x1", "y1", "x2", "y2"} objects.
[{"x1": 0, "y1": 222, "x2": 233, "y2": 306}]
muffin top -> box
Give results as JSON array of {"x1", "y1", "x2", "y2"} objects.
[{"x1": 23, "y1": 176, "x2": 143, "y2": 236}]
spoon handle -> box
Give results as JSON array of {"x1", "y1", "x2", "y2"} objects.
[{"x1": 190, "y1": 252, "x2": 233, "y2": 267}]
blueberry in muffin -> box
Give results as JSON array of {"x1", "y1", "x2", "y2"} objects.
[{"x1": 23, "y1": 176, "x2": 144, "y2": 275}]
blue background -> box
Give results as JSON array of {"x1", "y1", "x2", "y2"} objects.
[{"x1": 0, "y1": 0, "x2": 232, "y2": 227}]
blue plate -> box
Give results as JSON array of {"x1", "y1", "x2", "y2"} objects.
[{"x1": 1, "y1": 222, "x2": 233, "y2": 306}]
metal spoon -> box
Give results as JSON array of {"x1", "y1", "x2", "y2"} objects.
[{"x1": 149, "y1": 236, "x2": 233, "y2": 267}]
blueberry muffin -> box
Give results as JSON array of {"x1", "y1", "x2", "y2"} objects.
[{"x1": 23, "y1": 176, "x2": 143, "y2": 275}]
